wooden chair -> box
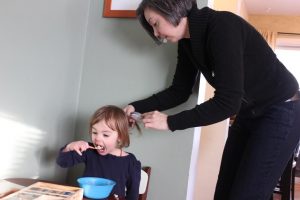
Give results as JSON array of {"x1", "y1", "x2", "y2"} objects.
[
  {"x1": 270, "y1": 142, "x2": 300, "y2": 200},
  {"x1": 139, "y1": 166, "x2": 151, "y2": 200}
]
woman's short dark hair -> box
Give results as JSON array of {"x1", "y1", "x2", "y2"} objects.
[{"x1": 136, "y1": 0, "x2": 196, "y2": 44}]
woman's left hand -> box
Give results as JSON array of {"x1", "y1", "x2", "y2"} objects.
[{"x1": 142, "y1": 111, "x2": 170, "y2": 131}]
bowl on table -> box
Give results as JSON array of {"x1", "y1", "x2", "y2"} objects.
[{"x1": 77, "y1": 177, "x2": 116, "y2": 199}]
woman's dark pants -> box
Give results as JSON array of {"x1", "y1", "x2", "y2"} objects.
[{"x1": 214, "y1": 100, "x2": 300, "y2": 200}]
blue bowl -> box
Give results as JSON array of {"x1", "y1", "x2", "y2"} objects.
[{"x1": 77, "y1": 177, "x2": 116, "y2": 199}]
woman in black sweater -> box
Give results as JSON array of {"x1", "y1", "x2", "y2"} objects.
[{"x1": 124, "y1": 0, "x2": 300, "y2": 199}]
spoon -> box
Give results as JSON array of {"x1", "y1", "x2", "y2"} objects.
[{"x1": 89, "y1": 145, "x2": 104, "y2": 150}]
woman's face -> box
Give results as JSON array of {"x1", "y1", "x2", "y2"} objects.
[
  {"x1": 91, "y1": 120, "x2": 120, "y2": 156},
  {"x1": 144, "y1": 7, "x2": 189, "y2": 43}
]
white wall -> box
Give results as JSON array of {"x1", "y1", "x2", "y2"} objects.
[
  {"x1": 192, "y1": 83, "x2": 229, "y2": 200},
  {"x1": 0, "y1": 0, "x2": 89, "y2": 181}
]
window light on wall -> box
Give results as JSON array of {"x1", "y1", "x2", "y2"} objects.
[{"x1": 275, "y1": 33, "x2": 300, "y2": 83}]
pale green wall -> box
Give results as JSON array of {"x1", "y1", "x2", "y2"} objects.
[{"x1": 0, "y1": 0, "x2": 88, "y2": 180}]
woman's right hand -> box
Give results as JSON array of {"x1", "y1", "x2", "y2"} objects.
[
  {"x1": 63, "y1": 140, "x2": 90, "y2": 156},
  {"x1": 123, "y1": 105, "x2": 135, "y2": 115},
  {"x1": 123, "y1": 105, "x2": 136, "y2": 127}
]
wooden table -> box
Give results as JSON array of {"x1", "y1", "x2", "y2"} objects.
[
  {"x1": 4, "y1": 178, "x2": 124, "y2": 200},
  {"x1": 5, "y1": 178, "x2": 48, "y2": 187}
]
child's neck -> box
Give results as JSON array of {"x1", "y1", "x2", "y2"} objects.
[{"x1": 110, "y1": 148, "x2": 127, "y2": 157}]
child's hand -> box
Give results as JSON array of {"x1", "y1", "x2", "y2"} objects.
[{"x1": 63, "y1": 141, "x2": 90, "y2": 156}]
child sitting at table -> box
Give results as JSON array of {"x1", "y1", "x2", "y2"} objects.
[{"x1": 56, "y1": 105, "x2": 141, "y2": 200}]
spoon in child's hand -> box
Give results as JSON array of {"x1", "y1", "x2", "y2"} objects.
[{"x1": 89, "y1": 145, "x2": 104, "y2": 150}]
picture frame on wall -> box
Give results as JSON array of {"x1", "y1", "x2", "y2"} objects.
[{"x1": 103, "y1": 0, "x2": 141, "y2": 18}]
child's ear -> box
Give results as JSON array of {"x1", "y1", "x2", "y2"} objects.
[{"x1": 117, "y1": 138, "x2": 122, "y2": 148}]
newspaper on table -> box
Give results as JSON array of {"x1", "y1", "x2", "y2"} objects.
[{"x1": 2, "y1": 181, "x2": 83, "y2": 200}]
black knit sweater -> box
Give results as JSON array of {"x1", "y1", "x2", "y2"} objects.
[{"x1": 131, "y1": 6, "x2": 298, "y2": 131}]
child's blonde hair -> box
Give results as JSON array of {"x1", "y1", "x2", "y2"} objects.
[{"x1": 89, "y1": 105, "x2": 130, "y2": 148}]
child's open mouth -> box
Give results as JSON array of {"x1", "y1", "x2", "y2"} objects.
[
  {"x1": 93, "y1": 144, "x2": 105, "y2": 153},
  {"x1": 94, "y1": 145, "x2": 104, "y2": 150}
]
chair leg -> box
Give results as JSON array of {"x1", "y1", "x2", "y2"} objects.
[
  {"x1": 269, "y1": 194, "x2": 273, "y2": 200},
  {"x1": 292, "y1": 166, "x2": 296, "y2": 200},
  {"x1": 281, "y1": 158, "x2": 293, "y2": 200}
]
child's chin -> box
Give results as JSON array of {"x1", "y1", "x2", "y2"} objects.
[{"x1": 97, "y1": 150, "x2": 107, "y2": 155}]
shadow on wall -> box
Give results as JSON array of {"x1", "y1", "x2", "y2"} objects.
[
  {"x1": 0, "y1": 112, "x2": 46, "y2": 179},
  {"x1": 104, "y1": 19, "x2": 153, "y2": 49},
  {"x1": 105, "y1": 19, "x2": 178, "y2": 87},
  {"x1": 103, "y1": 18, "x2": 175, "y2": 55},
  {"x1": 64, "y1": 114, "x2": 90, "y2": 186}
]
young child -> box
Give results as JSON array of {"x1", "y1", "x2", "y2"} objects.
[{"x1": 56, "y1": 105, "x2": 141, "y2": 200}]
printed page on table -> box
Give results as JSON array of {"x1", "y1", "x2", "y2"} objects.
[{"x1": 2, "y1": 182, "x2": 83, "y2": 200}]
